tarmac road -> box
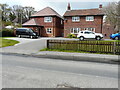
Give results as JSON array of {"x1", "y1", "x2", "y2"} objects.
[{"x1": 2, "y1": 54, "x2": 118, "y2": 88}]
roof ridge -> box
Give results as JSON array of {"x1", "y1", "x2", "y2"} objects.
[
  {"x1": 49, "y1": 7, "x2": 61, "y2": 16},
  {"x1": 31, "y1": 7, "x2": 63, "y2": 19},
  {"x1": 63, "y1": 8, "x2": 104, "y2": 16},
  {"x1": 22, "y1": 18, "x2": 38, "y2": 26},
  {"x1": 70, "y1": 8, "x2": 99, "y2": 11}
]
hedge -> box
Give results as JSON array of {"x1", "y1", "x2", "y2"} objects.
[{"x1": 0, "y1": 28, "x2": 15, "y2": 37}]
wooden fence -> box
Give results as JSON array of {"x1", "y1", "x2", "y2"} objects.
[{"x1": 47, "y1": 40, "x2": 120, "y2": 55}]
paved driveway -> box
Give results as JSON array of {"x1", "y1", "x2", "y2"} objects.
[
  {"x1": 1, "y1": 37, "x2": 47, "y2": 54},
  {"x1": 1, "y1": 37, "x2": 78, "y2": 54}
]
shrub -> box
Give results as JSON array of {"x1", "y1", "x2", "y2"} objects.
[
  {"x1": 0, "y1": 28, "x2": 15, "y2": 37},
  {"x1": 67, "y1": 34, "x2": 76, "y2": 38}
]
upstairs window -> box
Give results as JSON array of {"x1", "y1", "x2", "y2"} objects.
[
  {"x1": 44, "y1": 17, "x2": 52, "y2": 22},
  {"x1": 72, "y1": 16, "x2": 80, "y2": 22},
  {"x1": 86, "y1": 16, "x2": 94, "y2": 21},
  {"x1": 71, "y1": 28, "x2": 81, "y2": 34}
]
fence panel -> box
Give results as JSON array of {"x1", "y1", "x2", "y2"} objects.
[{"x1": 47, "y1": 40, "x2": 120, "y2": 55}]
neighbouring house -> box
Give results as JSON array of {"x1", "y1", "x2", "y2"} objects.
[
  {"x1": 63, "y1": 3, "x2": 105, "y2": 37},
  {"x1": 102, "y1": 22, "x2": 115, "y2": 39},
  {"x1": 22, "y1": 7, "x2": 64, "y2": 37}
]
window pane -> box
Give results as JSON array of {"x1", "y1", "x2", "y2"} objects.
[
  {"x1": 71, "y1": 28, "x2": 74, "y2": 33},
  {"x1": 74, "y1": 29, "x2": 77, "y2": 33},
  {"x1": 86, "y1": 16, "x2": 94, "y2": 21},
  {"x1": 72, "y1": 17, "x2": 80, "y2": 22},
  {"x1": 71, "y1": 28, "x2": 80, "y2": 34},
  {"x1": 44, "y1": 17, "x2": 52, "y2": 22},
  {"x1": 46, "y1": 28, "x2": 52, "y2": 33}
]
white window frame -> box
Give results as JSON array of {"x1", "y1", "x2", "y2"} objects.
[
  {"x1": 44, "y1": 17, "x2": 52, "y2": 22},
  {"x1": 46, "y1": 28, "x2": 52, "y2": 34},
  {"x1": 84, "y1": 27, "x2": 95, "y2": 32},
  {"x1": 71, "y1": 28, "x2": 81, "y2": 34},
  {"x1": 72, "y1": 16, "x2": 80, "y2": 22},
  {"x1": 86, "y1": 16, "x2": 94, "y2": 21}
]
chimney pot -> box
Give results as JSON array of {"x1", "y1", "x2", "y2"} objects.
[
  {"x1": 67, "y1": 3, "x2": 71, "y2": 11},
  {"x1": 99, "y1": 4, "x2": 102, "y2": 8}
]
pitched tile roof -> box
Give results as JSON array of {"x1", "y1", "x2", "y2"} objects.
[
  {"x1": 31, "y1": 7, "x2": 63, "y2": 19},
  {"x1": 63, "y1": 8, "x2": 104, "y2": 16},
  {"x1": 22, "y1": 18, "x2": 40, "y2": 26}
]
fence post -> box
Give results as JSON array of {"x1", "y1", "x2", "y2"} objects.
[
  {"x1": 47, "y1": 40, "x2": 49, "y2": 49},
  {"x1": 113, "y1": 41, "x2": 116, "y2": 54}
]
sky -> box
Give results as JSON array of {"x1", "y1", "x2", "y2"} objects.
[{"x1": 0, "y1": 0, "x2": 119, "y2": 16}]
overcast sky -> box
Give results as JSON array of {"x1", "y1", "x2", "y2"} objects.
[{"x1": 0, "y1": 0, "x2": 119, "y2": 16}]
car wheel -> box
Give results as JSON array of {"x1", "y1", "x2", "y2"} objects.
[
  {"x1": 114, "y1": 37, "x2": 119, "y2": 40},
  {"x1": 30, "y1": 36, "x2": 33, "y2": 39},
  {"x1": 96, "y1": 36, "x2": 101, "y2": 40},
  {"x1": 79, "y1": 36, "x2": 84, "y2": 41},
  {"x1": 18, "y1": 35, "x2": 21, "y2": 38}
]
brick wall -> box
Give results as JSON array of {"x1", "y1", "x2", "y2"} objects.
[
  {"x1": 30, "y1": 16, "x2": 63, "y2": 37},
  {"x1": 102, "y1": 23, "x2": 114, "y2": 39},
  {"x1": 64, "y1": 15, "x2": 103, "y2": 37}
]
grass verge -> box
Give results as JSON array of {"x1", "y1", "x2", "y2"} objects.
[
  {"x1": 40, "y1": 48, "x2": 115, "y2": 55},
  {"x1": 0, "y1": 38, "x2": 19, "y2": 48}
]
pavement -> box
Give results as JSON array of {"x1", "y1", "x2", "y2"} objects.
[{"x1": 1, "y1": 37, "x2": 119, "y2": 64}]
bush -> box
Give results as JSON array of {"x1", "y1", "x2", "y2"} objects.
[
  {"x1": 2, "y1": 21, "x2": 13, "y2": 26},
  {"x1": 67, "y1": 34, "x2": 76, "y2": 38},
  {"x1": 0, "y1": 28, "x2": 15, "y2": 37}
]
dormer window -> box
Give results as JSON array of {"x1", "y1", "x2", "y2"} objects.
[
  {"x1": 72, "y1": 16, "x2": 80, "y2": 22},
  {"x1": 44, "y1": 17, "x2": 52, "y2": 22},
  {"x1": 86, "y1": 16, "x2": 94, "y2": 21}
]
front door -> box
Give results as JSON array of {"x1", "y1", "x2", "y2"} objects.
[{"x1": 35, "y1": 27, "x2": 41, "y2": 36}]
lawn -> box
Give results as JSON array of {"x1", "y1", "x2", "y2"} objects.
[{"x1": 0, "y1": 38, "x2": 19, "y2": 48}]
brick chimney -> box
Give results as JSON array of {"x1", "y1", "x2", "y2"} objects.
[
  {"x1": 99, "y1": 4, "x2": 102, "y2": 8},
  {"x1": 67, "y1": 3, "x2": 71, "y2": 11}
]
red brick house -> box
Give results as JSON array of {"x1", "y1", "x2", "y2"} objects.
[
  {"x1": 63, "y1": 4, "x2": 105, "y2": 37},
  {"x1": 22, "y1": 7, "x2": 64, "y2": 37}
]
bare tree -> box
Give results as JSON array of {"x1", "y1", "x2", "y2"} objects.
[
  {"x1": 23, "y1": 6, "x2": 35, "y2": 19},
  {"x1": 103, "y1": 1, "x2": 120, "y2": 32},
  {"x1": 0, "y1": 4, "x2": 11, "y2": 21},
  {"x1": 12, "y1": 5, "x2": 23, "y2": 24},
  {"x1": 12, "y1": 5, "x2": 36, "y2": 24},
  {"x1": 117, "y1": 1, "x2": 120, "y2": 32}
]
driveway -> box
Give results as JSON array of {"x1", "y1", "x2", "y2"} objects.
[
  {"x1": 1, "y1": 37, "x2": 78, "y2": 54},
  {"x1": 1, "y1": 37, "x2": 47, "y2": 54}
]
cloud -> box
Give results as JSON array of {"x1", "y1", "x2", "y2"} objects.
[
  {"x1": 0, "y1": 0, "x2": 51, "y2": 11},
  {"x1": 19, "y1": 0, "x2": 50, "y2": 11},
  {"x1": 0, "y1": 0, "x2": 119, "y2": 16}
]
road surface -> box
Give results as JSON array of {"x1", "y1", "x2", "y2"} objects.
[{"x1": 2, "y1": 54, "x2": 118, "y2": 88}]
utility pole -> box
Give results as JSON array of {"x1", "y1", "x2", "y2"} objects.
[{"x1": 21, "y1": 10, "x2": 22, "y2": 25}]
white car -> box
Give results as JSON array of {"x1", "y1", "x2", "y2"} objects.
[{"x1": 77, "y1": 30, "x2": 103, "y2": 40}]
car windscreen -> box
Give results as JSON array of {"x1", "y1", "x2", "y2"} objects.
[
  {"x1": 16, "y1": 29, "x2": 26, "y2": 32},
  {"x1": 29, "y1": 29, "x2": 34, "y2": 33},
  {"x1": 84, "y1": 32, "x2": 94, "y2": 34}
]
